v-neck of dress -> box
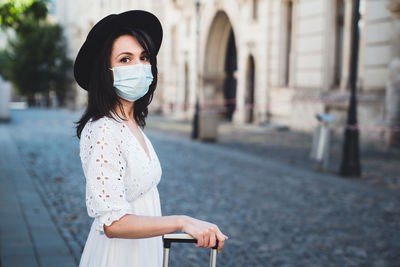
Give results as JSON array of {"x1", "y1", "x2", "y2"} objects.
[{"x1": 122, "y1": 121, "x2": 152, "y2": 162}]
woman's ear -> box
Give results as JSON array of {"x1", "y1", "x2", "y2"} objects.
[{"x1": 108, "y1": 67, "x2": 114, "y2": 82}]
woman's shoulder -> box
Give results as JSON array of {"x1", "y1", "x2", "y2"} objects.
[
  {"x1": 82, "y1": 115, "x2": 123, "y2": 140},
  {"x1": 79, "y1": 115, "x2": 128, "y2": 161}
]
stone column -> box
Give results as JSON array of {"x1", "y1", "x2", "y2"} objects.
[{"x1": 385, "y1": 0, "x2": 400, "y2": 147}]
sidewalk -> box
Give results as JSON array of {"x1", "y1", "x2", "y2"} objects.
[
  {"x1": 146, "y1": 114, "x2": 400, "y2": 191},
  {"x1": 0, "y1": 124, "x2": 76, "y2": 267}
]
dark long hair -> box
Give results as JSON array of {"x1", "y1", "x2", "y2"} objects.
[{"x1": 75, "y1": 28, "x2": 158, "y2": 139}]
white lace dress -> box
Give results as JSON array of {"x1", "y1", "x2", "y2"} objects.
[{"x1": 78, "y1": 115, "x2": 163, "y2": 267}]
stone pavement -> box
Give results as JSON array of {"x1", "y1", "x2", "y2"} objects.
[
  {"x1": 0, "y1": 124, "x2": 76, "y2": 267},
  {"x1": 1, "y1": 108, "x2": 400, "y2": 267},
  {"x1": 145, "y1": 114, "x2": 400, "y2": 191}
]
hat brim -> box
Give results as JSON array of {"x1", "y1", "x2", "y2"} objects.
[{"x1": 73, "y1": 10, "x2": 163, "y2": 91}]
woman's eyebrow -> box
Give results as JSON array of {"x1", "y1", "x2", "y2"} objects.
[
  {"x1": 115, "y1": 50, "x2": 147, "y2": 59},
  {"x1": 115, "y1": 51, "x2": 134, "y2": 59}
]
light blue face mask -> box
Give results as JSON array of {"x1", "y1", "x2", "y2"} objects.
[{"x1": 110, "y1": 63, "x2": 153, "y2": 102}]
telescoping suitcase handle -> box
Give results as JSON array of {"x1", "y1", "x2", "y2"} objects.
[{"x1": 163, "y1": 233, "x2": 218, "y2": 267}]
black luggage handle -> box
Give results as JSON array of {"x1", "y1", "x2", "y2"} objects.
[
  {"x1": 162, "y1": 233, "x2": 218, "y2": 267},
  {"x1": 163, "y1": 233, "x2": 219, "y2": 249}
]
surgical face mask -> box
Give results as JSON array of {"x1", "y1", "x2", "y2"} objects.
[{"x1": 110, "y1": 63, "x2": 153, "y2": 102}]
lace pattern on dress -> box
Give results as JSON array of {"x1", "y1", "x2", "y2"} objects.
[
  {"x1": 80, "y1": 117, "x2": 134, "y2": 234},
  {"x1": 112, "y1": 115, "x2": 162, "y2": 202}
]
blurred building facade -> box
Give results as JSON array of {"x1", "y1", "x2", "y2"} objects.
[{"x1": 55, "y1": 0, "x2": 400, "y2": 141}]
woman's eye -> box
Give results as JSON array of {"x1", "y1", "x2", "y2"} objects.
[
  {"x1": 141, "y1": 56, "x2": 149, "y2": 61},
  {"x1": 120, "y1": 57, "x2": 130, "y2": 63}
]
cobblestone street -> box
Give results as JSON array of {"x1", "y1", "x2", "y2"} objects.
[
  {"x1": 4, "y1": 108, "x2": 400, "y2": 266},
  {"x1": 145, "y1": 116, "x2": 400, "y2": 192}
]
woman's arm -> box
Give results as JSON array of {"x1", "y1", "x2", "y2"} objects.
[
  {"x1": 103, "y1": 214, "x2": 182, "y2": 239},
  {"x1": 104, "y1": 214, "x2": 228, "y2": 252}
]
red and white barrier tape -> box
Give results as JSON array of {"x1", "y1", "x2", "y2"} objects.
[{"x1": 168, "y1": 98, "x2": 400, "y2": 133}]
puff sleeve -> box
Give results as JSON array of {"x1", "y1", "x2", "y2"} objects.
[{"x1": 80, "y1": 119, "x2": 134, "y2": 234}]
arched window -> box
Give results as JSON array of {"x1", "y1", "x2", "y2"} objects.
[
  {"x1": 283, "y1": 0, "x2": 293, "y2": 86},
  {"x1": 334, "y1": 0, "x2": 345, "y2": 87},
  {"x1": 246, "y1": 56, "x2": 256, "y2": 123},
  {"x1": 184, "y1": 63, "x2": 189, "y2": 111},
  {"x1": 252, "y1": 0, "x2": 259, "y2": 21}
]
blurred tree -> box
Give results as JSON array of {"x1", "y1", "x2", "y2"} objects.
[
  {"x1": 0, "y1": 0, "x2": 72, "y2": 107},
  {"x1": 0, "y1": 0, "x2": 47, "y2": 36}
]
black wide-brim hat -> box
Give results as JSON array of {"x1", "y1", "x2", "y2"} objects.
[{"x1": 73, "y1": 10, "x2": 163, "y2": 91}]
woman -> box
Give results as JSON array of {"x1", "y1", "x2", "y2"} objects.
[{"x1": 74, "y1": 10, "x2": 228, "y2": 267}]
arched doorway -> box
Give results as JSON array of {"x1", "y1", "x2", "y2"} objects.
[
  {"x1": 203, "y1": 11, "x2": 237, "y2": 121},
  {"x1": 223, "y1": 30, "x2": 237, "y2": 121},
  {"x1": 245, "y1": 55, "x2": 255, "y2": 123}
]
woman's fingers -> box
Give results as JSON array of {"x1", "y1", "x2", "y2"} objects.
[
  {"x1": 215, "y1": 228, "x2": 228, "y2": 252},
  {"x1": 208, "y1": 227, "x2": 217, "y2": 248},
  {"x1": 203, "y1": 229, "x2": 210, "y2": 248},
  {"x1": 183, "y1": 217, "x2": 227, "y2": 251},
  {"x1": 216, "y1": 232, "x2": 226, "y2": 253},
  {"x1": 217, "y1": 238, "x2": 225, "y2": 252},
  {"x1": 195, "y1": 232, "x2": 204, "y2": 247},
  {"x1": 200, "y1": 226, "x2": 227, "y2": 251}
]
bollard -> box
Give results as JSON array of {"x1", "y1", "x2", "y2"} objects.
[{"x1": 310, "y1": 113, "x2": 335, "y2": 171}]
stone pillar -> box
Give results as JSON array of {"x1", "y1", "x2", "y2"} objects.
[
  {"x1": 0, "y1": 76, "x2": 11, "y2": 122},
  {"x1": 385, "y1": 0, "x2": 400, "y2": 147}
]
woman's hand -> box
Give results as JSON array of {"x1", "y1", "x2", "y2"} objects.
[{"x1": 179, "y1": 216, "x2": 228, "y2": 253}]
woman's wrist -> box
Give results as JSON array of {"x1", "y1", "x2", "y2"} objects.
[{"x1": 174, "y1": 215, "x2": 188, "y2": 231}]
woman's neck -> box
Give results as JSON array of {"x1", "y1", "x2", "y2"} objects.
[{"x1": 114, "y1": 98, "x2": 135, "y2": 124}]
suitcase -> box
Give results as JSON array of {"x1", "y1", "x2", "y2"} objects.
[{"x1": 163, "y1": 233, "x2": 218, "y2": 267}]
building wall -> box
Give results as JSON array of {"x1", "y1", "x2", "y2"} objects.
[
  {"x1": 55, "y1": 0, "x2": 396, "y2": 139},
  {"x1": 362, "y1": 0, "x2": 392, "y2": 90}
]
